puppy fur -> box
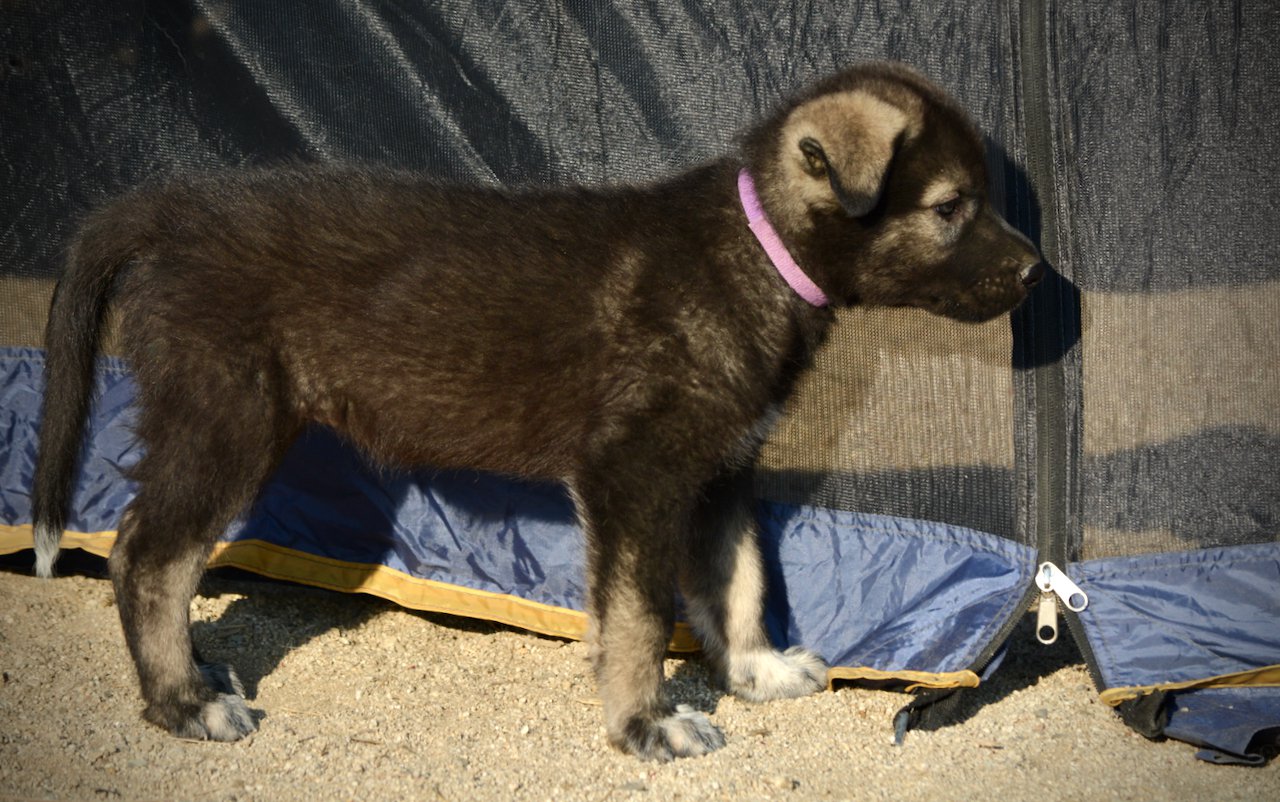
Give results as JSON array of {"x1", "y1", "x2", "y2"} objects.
[{"x1": 31, "y1": 62, "x2": 1041, "y2": 760}]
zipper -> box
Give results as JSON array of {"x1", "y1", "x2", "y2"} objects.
[
  {"x1": 1034, "y1": 561, "x2": 1087, "y2": 644},
  {"x1": 908, "y1": 0, "x2": 1083, "y2": 705},
  {"x1": 942, "y1": 0, "x2": 1074, "y2": 693},
  {"x1": 1017, "y1": 0, "x2": 1106, "y2": 690},
  {"x1": 1018, "y1": 1, "x2": 1069, "y2": 562},
  {"x1": 896, "y1": 2, "x2": 1104, "y2": 741}
]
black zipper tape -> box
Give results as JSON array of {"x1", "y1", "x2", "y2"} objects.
[{"x1": 1018, "y1": 0, "x2": 1106, "y2": 696}]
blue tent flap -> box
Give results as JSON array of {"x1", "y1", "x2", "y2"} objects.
[
  {"x1": 1067, "y1": 541, "x2": 1280, "y2": 763},
  {"x1": 1070, "y1": 545, "x2": 1280, "y2": 696},
  {"x1": 7, "y1": 346, "x2": 1277, "y2": 760},
  {"x1": 759, "y1": 504, "x2": 1034, "y2": 675},
  {"x1": 1, "y1": 348, "x2": 140, "y2": 532}
]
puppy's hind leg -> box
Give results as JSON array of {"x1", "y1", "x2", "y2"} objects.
[
  {"x1": 681, "y1": 472, "x2": 828, "y2": 703},
  {"x1": 110, "y1": 375, "x2": 296, "y2": 741},
  {"x1": 112, "y1": 494, "x2": 257, "y2": 739}
]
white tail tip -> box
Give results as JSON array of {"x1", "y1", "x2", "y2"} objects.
[{"x1": 33, "y1": 523, "x2": 59, "y2": 578}]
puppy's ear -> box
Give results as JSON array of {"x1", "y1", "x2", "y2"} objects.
[
  {"x1": 796, "y1": 135, "x2": 896, "y2": 218},
  {"x1": 784, "y1": 90, "x2": 916, "y2": 218}
]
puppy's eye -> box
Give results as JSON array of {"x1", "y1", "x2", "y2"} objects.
[{"x1": 934, "y1": 197, "x2": 961, "y2": 218}]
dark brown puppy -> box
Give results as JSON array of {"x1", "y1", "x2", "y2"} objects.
[{"x1": 31, "y1": 62, "x2": 1041, "y2": 760}]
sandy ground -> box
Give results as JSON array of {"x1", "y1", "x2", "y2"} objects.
[{"x1": 0, "y1": 561, "x2": 1275, "y2": 802}]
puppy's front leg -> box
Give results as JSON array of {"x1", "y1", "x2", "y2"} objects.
[
  {"x1": 682, "y1": 471, "x2": 828, "y2": 702},
  {"x1": 574, "y1": 479, "x2": 726, "y2": 761}
]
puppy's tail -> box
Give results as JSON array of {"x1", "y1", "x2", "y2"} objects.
[{"x1": 32, "y1": 205, "x2": 146, "y2": 578}]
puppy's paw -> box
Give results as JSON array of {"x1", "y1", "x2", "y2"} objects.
[
  {"x1": 727, "y1": 646, "x2": 828, "y2": 703},
  {"x1": 149, "y1": 693, "x2": 257, "y2": 742},
  {"x1": 616, "y1": 705, "x2": 726, "y2": 762},
  {"x1": 192, "y1": 694, "x2": 258, "y2": 741},
  {"x1": 145, "y1": 664, "x2": 257, "y2": 742}
]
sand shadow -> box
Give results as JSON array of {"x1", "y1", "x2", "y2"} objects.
[{"x1": 890, "y1": 613, "x2": 1084, "y2": 736}]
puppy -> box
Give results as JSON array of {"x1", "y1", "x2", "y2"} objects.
[{"x1": 31, "y1": 62, "x2": 1041, "y2": 760}]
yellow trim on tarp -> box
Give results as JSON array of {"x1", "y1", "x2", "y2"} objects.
[
  {"x1": 827, "y1": 665, "x2": 981, "y2": 691},
  {"x1": 0, "y1": 524, "x2": 117, "y2": 558},
  {"x1": 0, "y1": 524, "x2": 702, "y2": 652},
  {"x1": 208, "y1": 537, "x2": 601, "y2": 642},
  {"x1": 1098, "y1": 666, "x2": 1280, "y2": 706}
]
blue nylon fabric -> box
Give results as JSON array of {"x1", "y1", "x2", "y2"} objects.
[
  {"x1": 757, "y1": 504, "x2": 1035, "y2": 672},
  {"x1": 244, "y1": 427, "x2": 587, "y2": 609},
  {"x1": 2, "y1": 347, "x2": 1035, "y2": 677},
  {"x1": 1, "y1": 348, "x2": 140, "y2": 531},
  {"x1": 1069, "y1": 545, "x2": 1280, "y2": 691},
  {"x1": 1165, "y1": 688, "x2": 1280, "y2": 766}
]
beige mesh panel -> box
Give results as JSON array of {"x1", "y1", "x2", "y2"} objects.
[
  {"x1": 0, "y1": 277, "x2": 53, "y2": 348},
  {"x1": 757, "y1": 305, "x2": 1016, "y2": 516},
  {"x1": 1080, "y1": 282, "x2": 1280, "y2": 559},
  {"x1": 1083, "y1": 284, "x2": 1280, "y2": 453}
]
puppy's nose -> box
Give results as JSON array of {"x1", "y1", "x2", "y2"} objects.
[{"x1": 1021, "y1": 261, "x2": 1045, "y2": 288}]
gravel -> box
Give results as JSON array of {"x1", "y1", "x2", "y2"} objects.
[{"x1": 0, "y1": 566, "x2": 1274, "y2": 801}]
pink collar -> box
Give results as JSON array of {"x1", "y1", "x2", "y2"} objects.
[{"x1": 737, "y1": 169, "x2": 830, "y2": 307}]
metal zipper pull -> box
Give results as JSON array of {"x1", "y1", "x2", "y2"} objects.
[
  {"x1": 1038, "y1": 562, "x2": 1088, "y2": 610},
  {"x1": 1035, "y1": 562, "x2": 1088, "y2": 645},
  {"x1": 1037, "y1": 592, "x2": 1059, "y2": 644}
]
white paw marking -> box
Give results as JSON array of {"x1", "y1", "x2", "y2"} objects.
[
  {"x1": 727, "y1": 646, "x2": 828, "y2": 703},
  {"x1": 177, "y1": 695, "x2": 254, "y2": 741},
  {"x1": 190, "y1": 694, "x2": 256, "y2": 742},
  {"x1": 652, "y1": 705, "x2": 726, "y2": 760}
]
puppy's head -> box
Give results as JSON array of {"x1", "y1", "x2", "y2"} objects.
[{"x1": 745, "y1": 63, "x2": 1042, "y2": 322}]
